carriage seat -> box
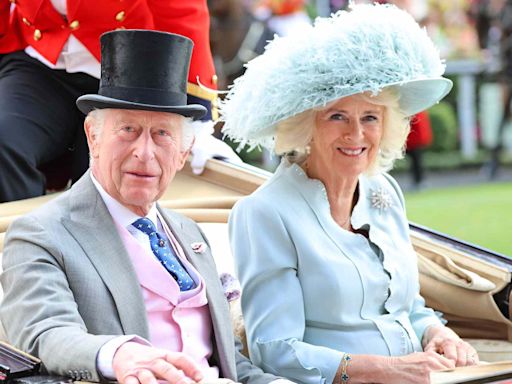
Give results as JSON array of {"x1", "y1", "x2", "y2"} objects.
[{"x1": 0, "y1": 202, "x2": 511, "y2": 362}]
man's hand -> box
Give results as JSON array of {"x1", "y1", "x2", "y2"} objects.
[
  {"x1": 190, "y1": 120, "x2": 243, "y2": 175},
  {"x1": 113, "y1": 342, "x2": 204, "y2": 384},
  {"x1": 198, "y1": 380, "x2": 238, "y2": 384}
]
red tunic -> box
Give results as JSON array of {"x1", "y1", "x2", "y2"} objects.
[
  {"x1": 0, "y1": 0, "x2": 217, "y2": 97},
  {"x1": 407, "y1": 110, "x2": 433, "y2": 150}
]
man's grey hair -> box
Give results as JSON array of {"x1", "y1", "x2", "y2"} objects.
[{"x1": 85, "y1": 108, "x2": 195, "y2": 158}]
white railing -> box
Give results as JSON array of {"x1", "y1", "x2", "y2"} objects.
[{"x1": 445, "y1": 59, "x2": 487, "y2": 158}]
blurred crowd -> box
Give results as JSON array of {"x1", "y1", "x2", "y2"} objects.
[
  {"x1": 2, "y1": 0, "x2": 511, "y2": 204},
  {"x1": 209, "y1": 0, "x2": 512, "y2": 185},
  {"x1": 208, "y1": 0, "x2": 494, "y2": 91}
]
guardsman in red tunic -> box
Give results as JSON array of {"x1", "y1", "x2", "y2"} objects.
[
  {"x1": 0, "y1": 0, "x2": 232, "y2": 202},
  {"x1": 406, "y1": 111, "x2": 433, "y2": 189}
]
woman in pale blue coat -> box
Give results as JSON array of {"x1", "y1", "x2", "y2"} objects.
[{"x1": 221, "y1": 3, "x2": 479, "y2": 384}]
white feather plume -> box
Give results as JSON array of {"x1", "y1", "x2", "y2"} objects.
[{"x1": 219, "y1": 3, "x2": 449, "y2": 151}]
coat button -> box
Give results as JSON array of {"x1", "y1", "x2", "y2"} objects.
[
  {"x1": 33, "y1": 29, "x2": 42, "y2": 41},
  {"x1": 212, "y1": 74, "x2": 218, "y2": 85},
  {"x1": 22, "y1": 17, "x2": 31, "y2": 26},
  {"x1": 69, "y1": 20, "x2": 80, "y2": 30},
  {"x1": 115, "y1": 11, "x2": 126, "y2": 22}
]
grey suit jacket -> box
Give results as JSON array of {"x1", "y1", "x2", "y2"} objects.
[{"x1": 0, "y1": 172, "x2": 275, "y2": 384}]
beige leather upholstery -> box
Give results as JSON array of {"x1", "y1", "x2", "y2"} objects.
[
  {"x1": 465, "y1": 339, "x2": 512, "y2": 362},
  {"x1": 1, "y1": 160, "x2": 512, "y2": 361}
]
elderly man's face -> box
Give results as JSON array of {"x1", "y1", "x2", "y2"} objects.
[{"x1": 85, "y1": 109, "x2": 190, "y2": 216}]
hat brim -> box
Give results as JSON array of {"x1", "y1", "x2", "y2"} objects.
[
  {"x1": 76, "y1": 94, "x2": 207, "y2": 120},
  {"x1": 386, "y1": 77, "x2": 453, "y2": 116},
  {"x1": 320, "y1": 77, "x2": 453, "y2": 117},
  {"x1": 250, "y1": 76, "x2": 453, "y2": 140}
]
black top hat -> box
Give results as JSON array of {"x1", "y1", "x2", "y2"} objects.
[{"x1": 76, "y1": 30, "x2": 206, "y2": 120}]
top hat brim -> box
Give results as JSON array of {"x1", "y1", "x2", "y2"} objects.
[{"x1": 76, "y1": 94, "x2": 207, "y2": 120}]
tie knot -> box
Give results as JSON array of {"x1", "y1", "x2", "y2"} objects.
[{"x1": 132, "y1": 217, "x2": 157, "y2": 236}]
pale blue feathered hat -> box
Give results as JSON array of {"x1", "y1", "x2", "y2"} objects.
[{"x1": 220, "y1": 3, "x2": 452, "y2": 151}]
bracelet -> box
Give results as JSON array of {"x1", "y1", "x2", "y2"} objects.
[{"x1": 340, "y1": 353, "x2": 352, "y2": 384}]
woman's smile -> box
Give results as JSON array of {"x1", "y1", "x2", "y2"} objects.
[{"x1": 336, "y1": 146, "x2": 367, "y2": 156}]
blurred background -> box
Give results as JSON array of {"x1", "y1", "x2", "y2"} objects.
[{"x1": 208, "y1": 0, "x2": 512, "y2": 255}]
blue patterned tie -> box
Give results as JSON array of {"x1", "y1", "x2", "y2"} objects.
[{"x1": 132, "y1": 218, "x2": 196, "y2": 291}]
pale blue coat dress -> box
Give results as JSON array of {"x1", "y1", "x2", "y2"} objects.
[{"x1": 229, "y1": 159, "x2": 443, "y2": 384}]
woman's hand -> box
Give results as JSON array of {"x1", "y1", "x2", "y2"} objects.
[
  {"x1": 349, "y1": 352, "x2": 455, "y2": 384},
  {"x1": 422, "y1": 325, "x2": 479, "y2": 366},
  {"x1": 382, "y1": 351, "x2": 456, "y2": 384}
]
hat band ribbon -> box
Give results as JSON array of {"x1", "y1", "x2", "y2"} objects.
[{"x1": 99, "y1": 86, "x2": 187, "y2": 106}]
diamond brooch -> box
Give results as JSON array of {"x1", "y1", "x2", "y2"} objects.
[{"x1": 369, "y1": 187, "x2": 392, "y2": 212}]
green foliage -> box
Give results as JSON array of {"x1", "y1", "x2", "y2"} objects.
[
  {"x1": 304, "y1": 3, "x2": 318, "y2": 18},
  {"x1": 392, "y1": 149, "x2": 512, "y2": 173},
  {"x1": 428, "y1": 102, "x2": 458, "y2": 152},
  {"x1": 405, "y1": 183, "x2": 512, "y2": 256},
  {"x1": 224, "y1": 137, "x2": 262, "y2": 163}
]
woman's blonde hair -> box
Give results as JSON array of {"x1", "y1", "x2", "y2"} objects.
[{"x1": 274, "y1": 89, "x2": 410, "y2": 175}]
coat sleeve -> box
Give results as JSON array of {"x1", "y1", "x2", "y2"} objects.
[
  {"x1": 146, "y1": 0, "x2": 217, "y2": 118},
  {"x1": 147, "y1": 0, "x2": 216, "y2": 86},
  {"x1": 382, "y1": 173, "x2": 443, "y2": 343},
  {"x1": 409, "y1": 290, "x2": 443, "y2": 344},
  {"x1": 234, "y1": 337, "x2": 283, "y2": 384},
  {"x1": 0, "y1": 1, "x2": 9, "y2": 37},
  {"x1": 229, "y1": 198, "x2": 343, "y2": 384},
  {"x1": 0, "y1": 3, "x2": 25, "y2": 53},
  {"x1": 0, "y1": 216, "x2": 115, "y2": 381}
]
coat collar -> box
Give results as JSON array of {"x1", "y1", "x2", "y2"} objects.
[{"x1": 62, "y1": 171, "x2": 149, "y2": 338}]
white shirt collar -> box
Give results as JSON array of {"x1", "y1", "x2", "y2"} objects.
[{"x1": 90, "y1": 173, "x2": 158, "y2": 229}]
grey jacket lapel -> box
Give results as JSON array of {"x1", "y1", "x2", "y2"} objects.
[
  {"x1": 159, "y1": 208, "x2": 236, "y2": 379},
  {"x1": 62, "y1": 173, "x2": 149, "y2": 338}
]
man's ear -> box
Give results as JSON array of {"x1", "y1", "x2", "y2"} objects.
[
  {"x1": 84, "y1": 118, "x2": 99, "y2": 159},
  {"x1": 177, "y1": 137, "x2": 195, "y2": 170}
]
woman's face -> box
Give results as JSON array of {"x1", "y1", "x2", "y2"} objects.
[{"x1": 309, "y1": 95, "x2": 384, "y2": 180}]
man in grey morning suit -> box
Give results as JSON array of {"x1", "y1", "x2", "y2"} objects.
[{"x1": 0, "y1": 30, "x2": 285, "y2": 384}]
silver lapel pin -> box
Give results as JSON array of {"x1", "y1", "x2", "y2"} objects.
[{"x1": 191, "y1": 242, "x2": 207, "y2": 254}]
